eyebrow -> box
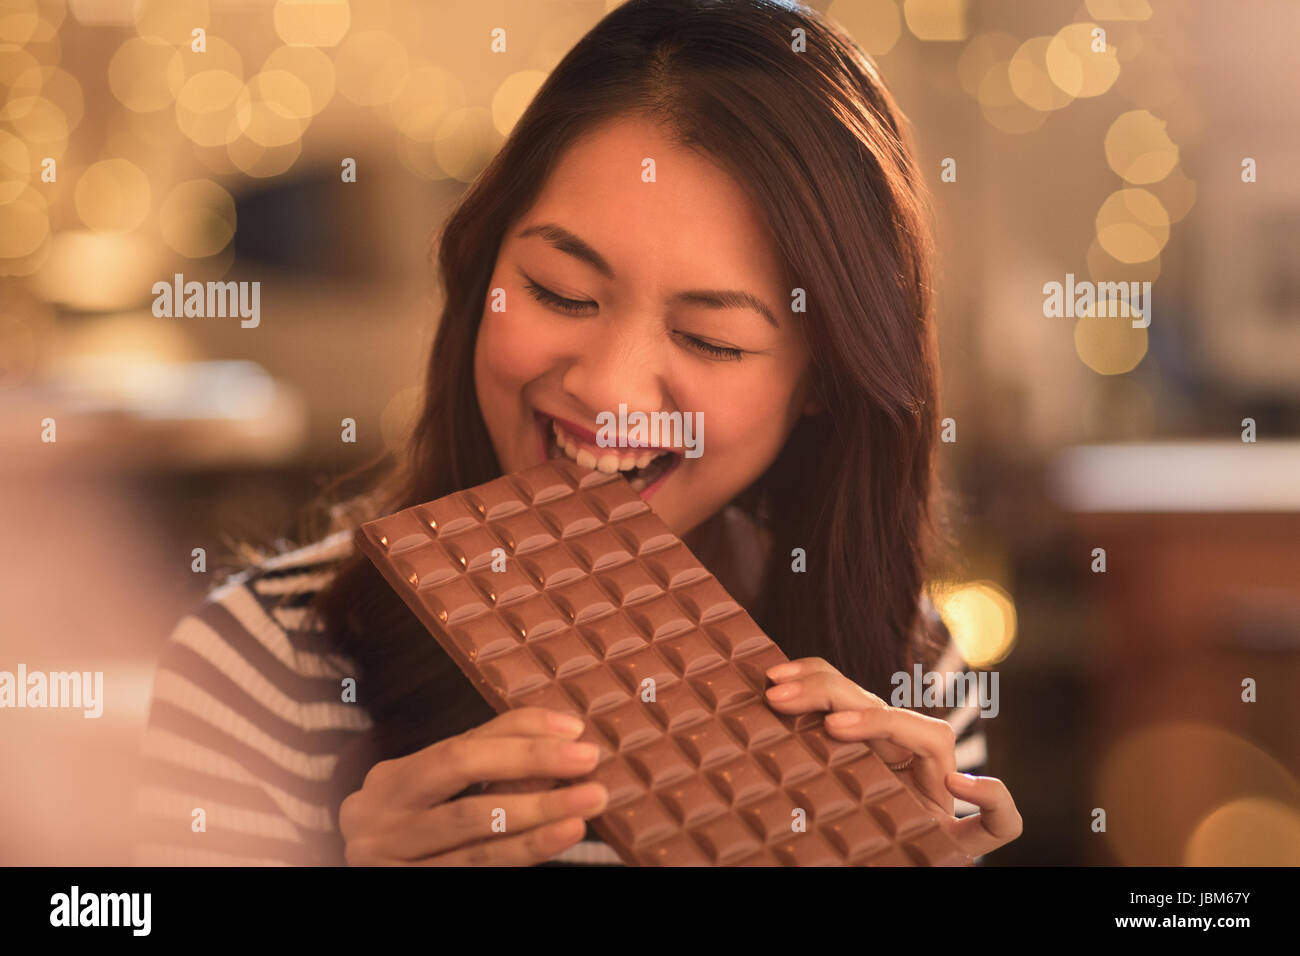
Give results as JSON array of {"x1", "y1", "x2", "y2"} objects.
[{"x1": 515, "y1": 222, "x2": 780, "y2": 328}]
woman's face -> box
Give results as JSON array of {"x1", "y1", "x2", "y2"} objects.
[{"x1": 474, "y1": 115, "x2": 815, "y2": 538}]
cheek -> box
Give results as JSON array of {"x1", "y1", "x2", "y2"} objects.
[
  {"x1": 476, "y1": 306, "x2": 553, "y2": 393},
  {"x1": 693, "y1": 372, "x2": 802, "y2": 464}
]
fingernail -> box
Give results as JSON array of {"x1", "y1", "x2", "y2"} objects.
[
  {"x1": 549, "y1": 713, "x2": 585, "y2": 735},
  {"x1": 766, "y1": 663, "x2": 799, "y2": 680},
  {"x1": 566, "y1": 783, "x2": 608, "y2": 812},
  {"x1": 825, "y1": 711, "x2": 861, "y2": 726},
  {"x1": 563, "y1": 742, "x2": 600, "y2": 764},
  {"x1": 948, "y1": 772, "x2": 977, "y2": 784},
  {"x1": 766, "y1": 682, "x2": 800, "y2": 700}
]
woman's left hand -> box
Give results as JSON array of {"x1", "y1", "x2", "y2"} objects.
[{"x1": 764, "y1": 657, "x2": 1022, "y2": 860}]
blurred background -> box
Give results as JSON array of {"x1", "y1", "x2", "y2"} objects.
[{"x1": 2, "y1": 0, "x2": 1298, "y2": 866}]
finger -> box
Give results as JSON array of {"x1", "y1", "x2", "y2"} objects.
[
  {"x1": 397, "y1": 733, "x2": 603, "y2": 807},
  {"x1": 944, "y1": 773, "x2": 1023, "y2": 857},
  {"x1": 823, "y1": 707, "x2": 958, "y2": 813},
  {"x1": 764, "y1": 657, "x2": 836, "y2": 682},
  {"x1": 483, "y1": 777, "x2": 560, "y2": 795},
  {"x1": 461, "y1": 707, "x2": 586, "y2": 741},
  {"x1": 424, "y1": 817, "x2": 590, "y2": 867},
  {"x1": 763, "y1": 669, "x2": 885, "y2": 715},
  {"x1": 382, "y1": 781, "x2": 609, "y2": 860}
]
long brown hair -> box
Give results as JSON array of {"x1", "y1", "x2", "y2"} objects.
[{"x1": 310, "y1": 0, "x2": 950, "y2": 822}]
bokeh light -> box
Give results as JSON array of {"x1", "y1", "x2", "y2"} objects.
[
  {"x1": 226, "y1": 133, "x2": 301, "y2": 179},
  {"x1": 108, "y1": 37, "x2": 184, "y2": 112},
  {"x1": 334, "y1": 30, "x2": 409, "y2": 107},
  {"x1": 243, "y1": 70, "x2": 313, "y2": 147},
  {"x1": 1096, "y1": 187, "x2": 1169, "y2": 263},
  {"x1": 1097, "y1": 722, "x2": 1300, "y2": 866},
  {"x1": 1046, "y1": 22, "x2": 1120, "y2": 98},
  {"x1": 0, "y1": 184, "x2": 49, "y2": 258},
  {"x1": 491, "y1": 70, "x2": 546, "y2": 137},
  {"x1": 159, "y1": 179, "x2": 236, "y2": 258},
  {"x1": 977, "y1": 59, "x2": 1048, "y2": 134},
  {"x1": 30, "y1": 230, "x2": 163, "y2": 311},
  {"x1": 956, "y1": 32, "x2": 1017, "y2": 99},
  {"x1": 828, "y1": 0, "x2": 901, "y2": 58},
  {"x1": 1074, "y1": 309, "x2": 1149, "y2": 375},
  {"x1": 929, "y1": 580, "x2": 1018, "y2": 668},
  {"x1": 134, "y1": 0, "x2": 208, "y2": 45},
  {"x1": 903, "y1": 0, "x2": 966, "y2": 42},
  {"x1": 1184, "y1": 798, "x2": 1300, "y2": 866},
  {"x1": 174, "y1": 69, "x2": 250, "y2": 148},
  {"x1": 273, "y1": 0, "x2": 350, "y2": 47},
  {"x1": 74, "y1": 158, "x2": 151, "y2": 232},
  {"x1": 262, "y1": 45, "x2": 335, "y2": 117},
  {"x1": 0, "y1": 128, "x2": 31, "y2": 201},
  {"x1": 1009, "y1": 36, "x2": 1074, "y2": 112},
  {"x1": 434, "y1": 106, "x2": 501, "y2": 183},
  {"x1": 1104, "y1": 109, "x2": 1178, "y2": 184}
]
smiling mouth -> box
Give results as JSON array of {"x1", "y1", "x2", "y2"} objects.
[{"x1": 537, "y1": 413, "x2": 680, "y2": 493}]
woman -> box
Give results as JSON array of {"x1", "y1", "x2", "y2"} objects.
[{"x1": 134, "y1": 0, "x2": 1021, "y2": 866}]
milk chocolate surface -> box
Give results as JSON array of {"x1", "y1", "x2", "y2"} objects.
[{"x1": 356, "y1": 459, "x2": 970, "y2": 866}]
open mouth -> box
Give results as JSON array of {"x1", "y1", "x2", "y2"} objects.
[{"x1": 535, "y1": 412, "x2": 681, "y2": 495}]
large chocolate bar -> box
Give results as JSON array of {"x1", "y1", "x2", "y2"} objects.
[{"x1": 355, "y1": 459, "x2": 970, "y2": 866}]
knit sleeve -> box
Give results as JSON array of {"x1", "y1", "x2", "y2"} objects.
[{"x1": 132, "y1": 567, "x2": 371, "y2": 865}]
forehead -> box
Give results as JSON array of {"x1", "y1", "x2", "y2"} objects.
[{"x1": 520, "y1": 116, "x2": 787, "y2": 291}]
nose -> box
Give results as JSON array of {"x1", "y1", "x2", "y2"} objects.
[{"x1": 559, "y1": 316, "x2": 669, "y2": 423}]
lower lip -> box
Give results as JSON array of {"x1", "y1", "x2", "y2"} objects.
[{"x1": 532, "y1": 411, "x2": 679, "y2": 502}]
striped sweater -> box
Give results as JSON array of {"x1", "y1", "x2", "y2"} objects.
[{"x1": 133, "y1": 526, "x2": 989, "y2": 866}]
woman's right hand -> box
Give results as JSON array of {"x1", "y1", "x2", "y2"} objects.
[{"x1": 338, "y1": 707, "x2": 610, "y2": 865}]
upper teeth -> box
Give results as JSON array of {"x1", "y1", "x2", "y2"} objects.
[{"x1": 552, "y1": 420, "x2": 663, "y2": 473}]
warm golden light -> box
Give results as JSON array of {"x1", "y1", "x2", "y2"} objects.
[
  {"x1": 1073, "y1": 311, "x2": 1148, "y2": 375},
  {"x1": 175, "y1": 69, "x2": 250, "y2": 147},
  {"x1": 828, "y1": 0, "x2": 901, "y2": 57},
  {"x1": 903, "y1": 0, "x2": 965, "y2": 42},
  {"x1": 1046, "y1": 22, "x2": 1120, "y2": 98},
  {"x1": 134, "y1": 0, "x2": 208, "y2": 45},
  {"x1": 491, "y1": 70, "x2": 546, "y2": 137},
  {"x1": 8, "y1": 93, "x2": 66, "y2": 144},
  {"x1": 957, "y1": 32, "x2": 1017, "y2": 99},
  {"x1": 1097, "y1": 722, "x2": 1300, "y2": 866},
  {"x1": 978, "y1": 60, "x2": 1048, "y2": 134},
  {"x1": 1086, "y1": 237, "x2": 1160, "y2": 284},
  {"x1": 1096, "y1": 187, "x2": 1169, "y2": 263},
  {"x1": 75, "y1": 158, "x2": 151, "y2": 232},
  {"x1": 1185, "y1": 798, "x2": 1300, "y2": 866},
  {"x1": 334, "y1": 30, "x2": 409, "y2": 107},
  {"x1": 273, "y1": 0, "x2": 350, "y2": 47},
  {"x1": 0, "y1": 128, "x2": 30, "y2": 201},
  {"x1": 159, "y1": 179, "x2": 236, "y2": 258},
  {"x1": 1009, "y1": 36, "x2": 1074, "y2": 112},
  {"x1": 434, "y1": 106, "x2": 500, "y2": 183},
  {"x1": 389, "y1": 60, "x2": 464, "y2": 142},
  {"x1": 0, "y1": 185, "x2": 48, "y2": 258},
  {"x1": 1146, "y1": 164, "x2": 1197, "y2": 223},
  {"x1": 226, "y1": 134, "x2": 301, "y2": 179},
  {"x1": 1104, "y1": 109, "x2": 1178, "y2": 184},
  {"x1": 108, "y1": 37, "x2": 184, "y2": 112},
  {"x1": 30, "y1": 230, "x2": 163, "y2": 311},
  {"x1": 243, "y1": 70, "x2": 312, "y2": 147},
  {"x1": 929, "y1": 581, "x2": 1017, "y2": 668},
  {"x1": 262, "y1": 44, "x2": 335, "y2": 117}
]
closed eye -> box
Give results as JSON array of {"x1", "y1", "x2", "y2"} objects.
[
  {"x1": 675, "y1": 332, "x2": 745, "y2": 361},
  {"x1": 521, "y1": 276, "x2": 595, "y2": 315}
]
